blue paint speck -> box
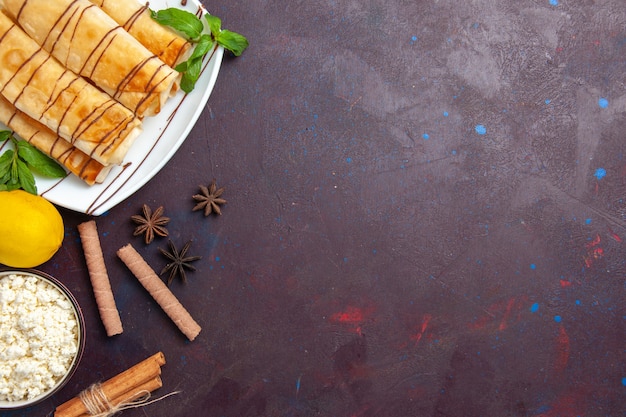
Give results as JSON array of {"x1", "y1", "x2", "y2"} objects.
[
  {"x1": 575, "y1": 300, "x2": 581, "y2": 305},
  {"x1": 549, "y1": 0, "x2": 558, "y2": 6},
  {"x1": 215, "y1": 256, "x2": 221, "y2": 262},
  {"x1": 423, "y1": 133, "x2": 430, "y2": 140},
  {"x1": 598, "y1": 98, "x2": 609, "y2": 108},
  {"x1": 410, "y1": 35, "x2": 418, "y2": 45},
  {"x1": 451, "y1": 150, "x2": 457, "y2": 155},
  {"x1": 530, "y1": 303, "x2": 539, "y2": 313},
  {"x1": 530, "y1": 263, "x2": 536, "y2": 270},
  {"x1": 346, "y1": 157, "x2": 352, "y2": 163},
  {"x1": 545, "y1": 99, "x2": 551, "y2": 104},
  {"x1": 585, "y1": 218, "x2": 592, "y2": 225},
  {"x1": 443, "y1": 111, "x2": 449, "y2": 117},
  {"x1": 475, "y1": 124, "x2": 487, "y2": 135},
  {"x1": 622, "y1": 377, "x2": 626, "y2": 386},
  {"x1": 594, "y1": 168, "x2": 607, "y2": 180},
  {"x1": 554, "y1": 315, "x2": 562, "y2": 323}
]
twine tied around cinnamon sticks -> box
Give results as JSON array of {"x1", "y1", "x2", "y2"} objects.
[
  {"x1": 78, "y1": 383, "x2": 180, "y2": 417},
  {"x1": 53, "y1": 352, "x2": 174, "y2": 417}
]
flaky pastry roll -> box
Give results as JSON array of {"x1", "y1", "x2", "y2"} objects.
[
  {"x1": 1, "y1": 0, "x2": 180, "y2": 117},
  {"x1": 90, "y1": 0, "x2": 193, "y2": 68},
  {"x1": 0, "y1": 11, "x2": 142, "y2": 166},
  {"x1": 0, "y1": 95, "x2": 112, "y2": 185}
]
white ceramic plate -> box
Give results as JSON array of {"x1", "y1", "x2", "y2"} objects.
[{"x1": 0, "y1": 0, "x2": 223, "y2": 215}]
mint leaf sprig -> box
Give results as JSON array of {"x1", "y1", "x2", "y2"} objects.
[
  {"x1": 151, "y1": 9, "x2": 249, "y2": 93},
  {"x1": 0, "y1": 130, "x2": 67, "y2": 194}
]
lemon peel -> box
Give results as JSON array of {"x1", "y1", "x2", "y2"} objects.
[{"x1": 0, "y1": 190, "x2": 64, "y2": 267}]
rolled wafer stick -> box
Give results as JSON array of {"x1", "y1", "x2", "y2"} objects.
[
  {"x1": 117, "y1": 244, "x2": 202, "y2": 341},
  {"x1": 54, "y1": 352, "x2": 166, "y2": 417},
  {"x1": 78, "y1": 220, "x2": 123, "y2": 337}
]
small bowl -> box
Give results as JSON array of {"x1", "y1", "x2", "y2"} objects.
[{"x1": 0, "y1": 269, "x2": 85, "y2": 410}]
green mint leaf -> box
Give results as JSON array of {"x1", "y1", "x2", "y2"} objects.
[
  {"x1": 0, "y1": 130, "x2": 11, "y2": 143},
  {"x1": 205, "y1": 14, "x2": 248, "y2": 56},
  {"x1": 205, "y1": 14, "x2": 222, "y2": 35},
  {"x1": 150, "y1": 8, "x2": 204, "y2": 41},
  {"x1": 175, "y1": 34, "x2": 214, "y2": 73},
  {"x1": 174, "y1": 60, "x2": 188, "y2": 73},
  {"x1": 153, "y1": 9, "x2": 248, "y2": 92},
  {"x1": 16, "y1": 158, "x2": 36, "y2": 194},
  {"x1": 0, "y1": 150, "x2": 13, "y2": 183},
  {"x1": 0, "y1": 149, "x2": 12, "y2": 169},
  {"x1": 216, "y1": 30, "x2": 249, "y2": 56},
  {"x1": 0, "y1": 131, "x2": 66, "y2": 194},
  {"x1": 2, "y1": 154, "x2": 21, "y2": 191},
  {"x1": 16, "y1": 140, "x2": 66, "y2": 178},
  {"x1": 179, "y1": 57, "x2": 203, "y2": 93},
  {"x1": 190, "y1": 34, "x2": 215, "y2": 61}
]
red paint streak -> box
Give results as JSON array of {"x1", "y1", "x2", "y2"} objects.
[
  {"x1": 584, "y1": 247, "x2": 604, "y2": 268},
  {"x1": 331, "y1": 306, "x2": 365, "y2": 324},
  {"x1": 554, "y1": 325, "x2": 570, "y2": 374},
  {"x1": 586, "y1": 234, "x2": 601, "y2": 248},
  {"x1": 583, "y1": 234, "x2": 604, "y2": 268},
  {"x1": 498, "y1": 298, "x2": 517, "y2": 331},
  {"x1": 409, "y1": 314, "x2": 432, "y2": 345},
  {"x1": 607, "y1": 227, "x2": 622, "y2": 243},
  {"x1": 559, "y1": 279, "x2": 572, "y2": 288},
  {"x1": 330, "y1": 305, "x2": 375, "y2": 335},
  {"x1": 467, "y1": 296, "x2": 527, "y2": 331},
  {"x1": 467, "y1": 314, "x2": 492, "y2": 330}
]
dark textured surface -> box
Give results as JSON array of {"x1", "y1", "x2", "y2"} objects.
[{"x1": 3, "y1": 0, "x2": 626, "y2": 416}]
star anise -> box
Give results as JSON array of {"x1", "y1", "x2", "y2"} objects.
[
  {"x1": 192, "y1": 179, "x2": 227, "y2": 216},
  {"x1": 131, "y1": 204, "x2": 170, "y2": 244},
  {"x1": 158, "y1": 239, "x2": 202, "y2": 285}
]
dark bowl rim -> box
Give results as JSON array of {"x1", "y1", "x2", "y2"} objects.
[{"x1": 0, "y1": 268, "x2": 86, "y2": 410}]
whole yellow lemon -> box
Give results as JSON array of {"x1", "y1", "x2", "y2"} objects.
[{"x1": 0, "y1": 190, "x2": 64, "y2": 268}]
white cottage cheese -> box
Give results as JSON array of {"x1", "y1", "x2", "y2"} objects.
[{"x1": 0, "y1": 273, "x2": 78, "y2": 402}]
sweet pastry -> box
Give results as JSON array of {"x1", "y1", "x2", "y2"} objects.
[
  {"x1": 0, "y1": 10, "x2": 142, "y2": 166},
  {"x1": 89, "y1": 0, "x2": 193, "y2": 68},
  {"x1": 0, "y1": 0, "x2": 180, "y2": 117},
  {"x1": 0, "y1": 95, "x2": 112, "y2": 185}
]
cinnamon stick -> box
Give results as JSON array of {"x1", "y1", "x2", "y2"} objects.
[
  {"x1": 78, "y1": 220, "x2": 123, "y2": 336},
  {"x1": 117, "y1": 244, "x2": 202, "y2": 341},
  {"x1": 54, "y1": 352, "x2": 166, "y2": 417},
  {"x1": 73, "y1": 376, "x2": 163, "y2": 417}
]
